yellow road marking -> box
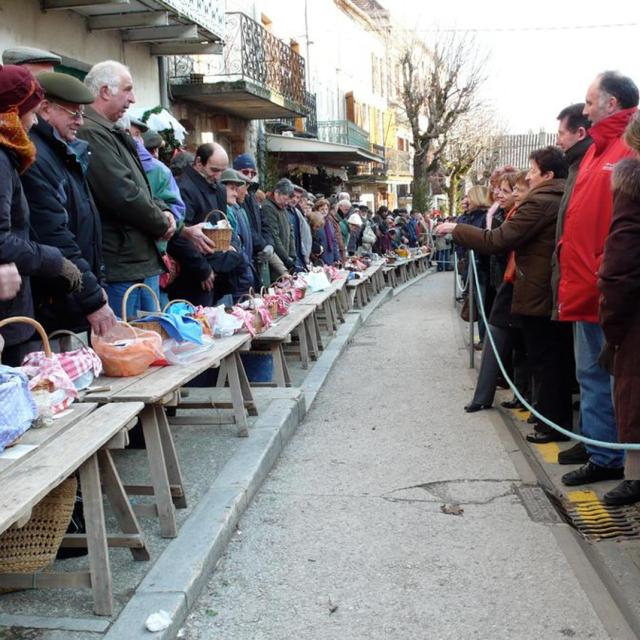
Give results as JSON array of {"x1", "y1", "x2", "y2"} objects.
[
  {"x1": 534, "y1": 442, "x2": 560, "y2": 464},
  {"x1": 566, "y1": 490, "x2": 599, "y2": 503}
]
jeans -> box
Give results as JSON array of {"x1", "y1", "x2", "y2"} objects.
[
  {"x1": 573, "y1": 321, "x2": 623, "y2": 468},
  {"x1": 106, "y1": 276, "x2": 161, "y2": 321}
]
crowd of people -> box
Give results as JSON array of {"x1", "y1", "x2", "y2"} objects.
[
  {"x1": 0, "y1": 50, "x2": 434, "y2": 368},
  {"x1": 2, "y1": 47, "x2": 639, "y2": 506},
  {"x1": 435, "y1": 70, "x2": 640, "y2": 507}
]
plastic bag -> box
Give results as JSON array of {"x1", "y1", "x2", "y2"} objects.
[
  {"x1": 0, "y1": 365, "x2": 37, "y2": 452},
  {"x1": 92, "y1": 322, "x2": 164, "y2": 377},
  {"x1": 162, "y1": 336, "x2": 215, "y2": 365},
  {"x1": 19, "y1": 356, "x2": 78, "y2": 415},
  {"x1": 301, "y1": 270, "x2": 331, "y2": 293},
  {"x1": 212, "y1": 305, "x2": 243, "y2": 337}
]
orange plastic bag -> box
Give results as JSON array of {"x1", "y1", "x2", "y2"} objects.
[{"x1": 92, "y1": 322, "x2": 164, "y2": 377}]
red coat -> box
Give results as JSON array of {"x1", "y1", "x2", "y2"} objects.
[{"x1": 557, "y1": 107, "x2": 637, "y2": 322}]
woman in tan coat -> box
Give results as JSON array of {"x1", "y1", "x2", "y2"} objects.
[{"x1": 598, "y1": 112, "x2": 640, "y2": 505}]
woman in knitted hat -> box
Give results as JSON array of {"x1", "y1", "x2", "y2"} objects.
[{"x1": 0, "y1": 64, "x2": 82, "y2": 365}]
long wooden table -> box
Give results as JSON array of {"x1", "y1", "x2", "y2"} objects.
[
  {"x1": 0, "y1": 402, "x2": 144, "y2": 615},
  {"x1": 250, "y1": 304, "x2": 318, "y2": 387},
  {"x1": 85, "y1": 333, "x2": 253, "y2": 538}
]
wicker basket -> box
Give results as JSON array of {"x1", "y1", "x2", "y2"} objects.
[
  {"x1": 122, "y1": 283, "x2": 169, "y2": 339},
  {"x1": 260, "y1": 288, "x2": 279, "y2": 320},
  {"x1": 203, "y1": 209, "x2": 232, "y2": 252},
  {"x1": 237, "y1": 290, "x2": 266, "y2": 335},
  {"x1": 0, "y1": 476, "x2": 77, "y2": 585}
]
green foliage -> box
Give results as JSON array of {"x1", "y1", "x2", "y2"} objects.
[{"x1": 141, "y1": 106, "x2": 181, "y2": 165}]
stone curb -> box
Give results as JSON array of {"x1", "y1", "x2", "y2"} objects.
[{"x1": 102, "y1": 275, "x2": 422, "y2": 640}]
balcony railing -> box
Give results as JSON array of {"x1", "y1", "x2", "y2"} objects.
[
  {"x1": 385, "y1": 148, "x2": 412, "y2": 175},
  {"x1": 161, "y1": 0, "x2": 224, "y2": 39},
  {"x1": 265, "y1": 92, "x2": 317, "y2": 137},
  {"x1": 317, "y1": 120, "x2": 371, "y2": 150},
  {"x1": 169, "y1": 12, "x2": 306, "y2": 106}
]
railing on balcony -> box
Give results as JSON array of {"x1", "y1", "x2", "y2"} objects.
[
  {"x1": 169, "y1": 12, "x2": 306, "y2": 106},
  {"x1": 317, "y1": 120, "x2": 370, "y2": 150},
  {"x1": 160, "y1": 0, "x2": 225, "y2": 39},
  {"x1": 385, "y1": 148, "x2": 412, "y2": 175},
  {"x1": 265, "y1": 92, "x2": 317, "y2": 137}
]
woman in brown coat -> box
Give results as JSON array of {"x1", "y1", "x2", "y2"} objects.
[
  {"x1": 437, "y1": 147, "x2": 575, "y2": 443},
  {"x1": 598, "y1": 112, "x2": 640, "y2": 505}
]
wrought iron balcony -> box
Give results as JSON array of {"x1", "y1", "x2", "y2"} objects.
[
  {"x1": 385, "y1": 148, "x2": 412, "y2": 176},
  {"x1": 265, "y1": 92, "x2": 318, "y2": 138},
  {"x1": 169, "y1": 12, "x2": 308, "y2": 119},
  {"x1": 317, "y1": 120, "x2": 370, "y2": 149}
]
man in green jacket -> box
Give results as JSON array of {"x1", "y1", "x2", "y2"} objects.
[
  {"x1": 78, "y1": 60, "x2": 174, "y2": 320},
  {"x1": 262, "y1": 178, "x2": 296, "y2": 280}
]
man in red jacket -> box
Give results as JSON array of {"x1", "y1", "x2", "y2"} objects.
[{"x1": 557, "y1": 71, "x2": 639, "y2": 486}]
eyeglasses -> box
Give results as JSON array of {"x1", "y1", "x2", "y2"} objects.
[{"x1": 52, "y1": 103, "x2": 85, "y2": 120}]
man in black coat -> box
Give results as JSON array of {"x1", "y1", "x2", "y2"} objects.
[
  {"x1": 21, "y1": 72, "x2": 117, "y2": 335},
  {"x1": 169, "y1": 142, "x2": 244, "y2": 305}
]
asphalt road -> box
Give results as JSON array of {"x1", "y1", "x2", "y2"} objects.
[{"x1": 181, "y1": 273, "x2": 611, "y2": 640}]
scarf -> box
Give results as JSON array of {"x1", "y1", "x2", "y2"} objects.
[
  {"x1": 502, "y1": 205, "x2": 519, "y2": 284},
  {"x1": 0, "y1": 110, "x2": 36, "y2": 173}
]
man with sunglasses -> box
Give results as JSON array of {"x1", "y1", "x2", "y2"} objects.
[{"x1": 21, "y1": 71, "x2": 117, "y2": 336}]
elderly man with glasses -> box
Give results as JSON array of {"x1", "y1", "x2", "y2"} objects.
[{"x1": 21, "y1": 71, "x2": 117, "y2": 336}]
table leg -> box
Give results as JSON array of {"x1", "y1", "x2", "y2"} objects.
[
  {"x1": 155, "y1": 405, "x2": 187, "y2": 509},
  {"x1": 312, "y1": 312, "x2": 325, "y2": 349},
  {"x1": 272, "y1": 343, "x2": 286, "y2": 387},
  {"x1": 140, "y1": 406, "x2": 177, "y2": 538},
  {"x1": 78, "y1": 454, "x2": 113, "y2": 616},
  {"x1": 224, "y1": 352, "x2": 249, "y2": 437},
  {"x1": 216, "y1": 358, "x2": 228, "y2": 388},
  {"x1": 305, "y1": 315, "x2": 320, "y2": 360},
  {"x1": 296, "y1": 321, "x2": 310, "y2": 369},
  {"x1": 99, "y1": 450, "x2": 150, "y2": 561},
  {"x1": 235, "y1": 351, "x2": 258, "y2": 416}
]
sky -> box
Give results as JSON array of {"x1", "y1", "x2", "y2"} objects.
[{"x1": 384, "y1": 0, "x2": 640, "y2": 134}]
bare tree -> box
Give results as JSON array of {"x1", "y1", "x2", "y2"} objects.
[
  {"x1": 442, "y1": 108, "x2": 500, "y2": 216},
  {"x1": 400, "y1": 33, "x2": 486, "y2": 211}
]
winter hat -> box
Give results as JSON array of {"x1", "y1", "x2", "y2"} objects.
[
  {"x1": 0, "y1": 64, "x2": 43, "y2": 115},
  {"x1": 233, "y1": 153, "x2": 257, "y2": 171},
  {"x1": 347, "y1": 213, "x2": 363, "y2": 226}
]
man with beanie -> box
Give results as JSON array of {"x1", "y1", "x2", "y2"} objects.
[
  {"x1": 21, "y1": 71, "x2": 118, "y2": 336},
  {"x1": 233, "y1": 153, "x2": 273, "y2": 287}
]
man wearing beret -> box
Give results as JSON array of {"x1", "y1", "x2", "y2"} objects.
[
  {"x1": 21, "y1": 71, "x2": 118, "y2": 335},
  {"x1": 2, "y1": 46, "x2": 61, "y2": 74}
]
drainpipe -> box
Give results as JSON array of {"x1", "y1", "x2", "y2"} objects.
[{"x1": 158, "y1": 56, "x2": 169, "y2": 110}]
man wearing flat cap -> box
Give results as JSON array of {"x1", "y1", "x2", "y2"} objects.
[
  {"x1": 2, "y1": 46, "x2": 61, "y2": 74},
  {"x1": 21, "y1": 71, "x2": 118, "y2": 335}
]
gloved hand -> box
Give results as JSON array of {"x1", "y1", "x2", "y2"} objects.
[{"x1": 59, "y1": 258, "x2": 83, "y2": 293}]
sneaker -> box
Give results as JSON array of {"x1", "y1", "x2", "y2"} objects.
[{"x1": 557, "y1": 442, "x2": 589, "y2": 465}]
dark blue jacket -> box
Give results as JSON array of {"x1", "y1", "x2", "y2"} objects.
[
  {"x1": 22, "y1": 119, "x2": 105, "y2": 332},
  {"x1": 0, "y1": 147, "x2": 63, "y2": 346}
]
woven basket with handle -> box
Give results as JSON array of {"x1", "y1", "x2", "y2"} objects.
[
  {"x1": 164, "y1": 299, "x2": 213, "y2": 336},
  {"x1": 0, "y1": 476, "x2": 77, "y2": 586},
  {"x1": 237, "y1": 289, "x2": 265, "y2": 335},
  {"x1": 122, "y1": 283, "x2": 169, "y2": 339},
  {"x1": 203, "y1": 209, "x2": 232, "y2": 251}
]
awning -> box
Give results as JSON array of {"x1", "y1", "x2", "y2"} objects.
[{"x1": 266, "y1": 134, "x2": 384, "y2": 166}]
